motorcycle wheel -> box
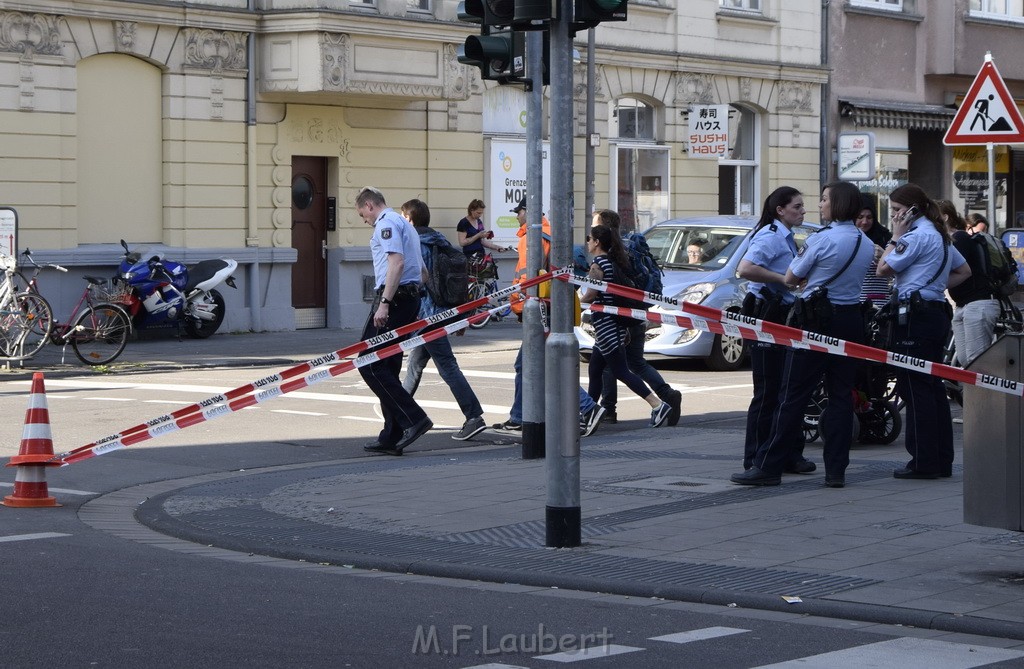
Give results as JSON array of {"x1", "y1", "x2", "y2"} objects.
[
  {"x1": 185, "y1": 289, "x2": 225, "y2": 339},
  {"x1": 71, "y1": 303, "x2": 130, "y2": 366}
]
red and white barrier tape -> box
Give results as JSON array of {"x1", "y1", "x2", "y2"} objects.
[
  {"x1": 54, "y1": 271, "x2": 560, "y2": 466},
  {"x1": 561, "y1": 273, "x2": 1021, "y2": 398}
]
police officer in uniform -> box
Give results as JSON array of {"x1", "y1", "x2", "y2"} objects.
[
  {"x1": 356, "y1": 186, "x2": 433, "y2": 455},
  {"x1": 732, "y1": 181, "x2": 874, "y2": 488},
  {"x1": 736, "y1": 187, "x2": 814, "y2": 474},
  {"x1": 877, "y1": 184, "x2": 971, "y2": 479}
]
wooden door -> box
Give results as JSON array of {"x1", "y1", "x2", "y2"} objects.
[{"x1": 291, "y1": 156, "x2": 327, "y2": 329}]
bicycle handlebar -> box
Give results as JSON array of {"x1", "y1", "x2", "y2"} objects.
[{"x1": 20, "y1": 248, "x2": 68, "y2": 273}]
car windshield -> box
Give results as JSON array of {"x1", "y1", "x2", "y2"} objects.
[{"x1": 645, "y1": 226, "x2": 747, "y2": 269}]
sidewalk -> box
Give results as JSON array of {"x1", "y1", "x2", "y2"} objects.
[{"x1": 19, "y1": 323, "x2": 1024, "y2": 640}]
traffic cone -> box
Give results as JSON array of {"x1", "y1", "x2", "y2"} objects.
[{"x1": 3, "y1": 372, "x2": 60, "y2": 508}]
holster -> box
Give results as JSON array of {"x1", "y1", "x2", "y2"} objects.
[{"x1": 786, "y1": 287, "x2": 833, "y2": 333}]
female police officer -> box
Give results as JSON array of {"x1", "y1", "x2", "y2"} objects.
[
  {"x1": 737, "y1": 187, "x2": 814, "y2": 474},
  {"x1": 732, "y1": 181, "x2": 874, "y2": 488},
  {"x1": 877, "y1": 184, "x2": 971, "y2": 479}
]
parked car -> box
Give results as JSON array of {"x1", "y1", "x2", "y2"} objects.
[{"x1": 575, "y1": 215, "x2": 821, "y2": 371}]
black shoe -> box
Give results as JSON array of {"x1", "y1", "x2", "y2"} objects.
[
  {"x1": 493, "y1": 419, "x2": 522, "y2": 432},
  {"x1": 602, "y1": 410, "x2": 618, "y2": 424},
  {"x1": 825, "y1": 477, "x2": 845, "y2": 488},
  {"x1": 730, "y1": 467, "x2": 781, "y2": 486},
  {"x1": 940, "y1": 466, "x2": 953, "y2": 478},
  {"x1": 395, "y1": 417, "x2": 433, "y2": 452},
  {"x1": 580, "y1": 406, "x2": 605, "y2": 437},
  {"x1": 665, "y1": 389, "x2": 682, "y2": 427},
  {"x1": 784, "y1": 458, "x2": 817, "y2": 474},
  {"x1": 893, "y1": 467, "x2": 939, "y2": 480},
  {"x1": 364, "y1": 442, "x2": 401, "y2": 456}
]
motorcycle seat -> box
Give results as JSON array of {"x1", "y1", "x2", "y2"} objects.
[{"x1": 185, "y1": 259, "x2": 232, "y2": 293}]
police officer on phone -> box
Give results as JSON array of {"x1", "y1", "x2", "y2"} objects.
[
  {"x1": 736, "y1": 187, "x2": 814, "y2": 474},
  {"x1": 877, "y1": 184, "x2": 971, "y2": 480},
  {"x1": 732, "y1": 181, "x2": 874, "y2": 488}
]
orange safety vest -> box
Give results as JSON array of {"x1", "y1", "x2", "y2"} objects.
[{"x1": 511, "y1": 217, "x2": 551, "y2": 315}]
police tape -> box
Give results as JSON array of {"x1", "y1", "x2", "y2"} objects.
[
  {"x1": 53, "y1": 271, "x2": 560, "y2": 466},
  {"x1": 560, "y1": 272, "x2": 1022, "y2": 399}
]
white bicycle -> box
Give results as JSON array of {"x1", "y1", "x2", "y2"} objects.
[{"x1": 0, "y1": 252, "x2": 54, "y2": 361}]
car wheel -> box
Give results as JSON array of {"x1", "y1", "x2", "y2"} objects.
[{"x1": 705, "y1": 328, "x2": 747, "y2": 371}]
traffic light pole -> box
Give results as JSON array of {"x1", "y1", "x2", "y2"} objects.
[
  {"x1": 545, "y1": 0, "x2": 581, "y2": 548},
  {"x1": 522, "y1": 30, "x2": 546, "y2": 460}
]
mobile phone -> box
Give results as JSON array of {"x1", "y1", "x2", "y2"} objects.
[
  {"x1": 901, "y1": 205, "x2": 920, "y2": 224},
  {"x1": 486, "y1": 231, "x2": 494, "y2": 239}
]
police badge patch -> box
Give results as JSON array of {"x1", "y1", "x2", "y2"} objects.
[
  {"x1": 797, "y1": 243, "x2": 808, "y2": 257},
  {"x1": 895, "y1": 240, "x2": 908, "y2": 254},
  {"x1": 381, "y1": 227, "x2": 392, "y2": 240}
]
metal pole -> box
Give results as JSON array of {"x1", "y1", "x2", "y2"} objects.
[
  {"x1": 545, "y1": 0, "x2": 581, "y2": 548},
  {"x1": 522, "y1": 30, "x2": 546, "y2": 460},
  {"x1": 585, "y1": 29, "x2": 596, "y2": 217},
  {"x1": 987, "y1": 142, "x2": 997, "y2": 236}
]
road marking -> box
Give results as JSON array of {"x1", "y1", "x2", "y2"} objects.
[
  {"x1": 754, "y1": 637, "x2": 1024, "y2": 668},
  {"x1": 0, "y1": 483, "x2": 98, "y2": 495},
  {"x1": 271, "y1": 410, "x2": 328, "y2": 417},
  {"x1": 144, "y1": 400, "x2": 193, "y2": 405},
  {"x1": 650, "y1": 627, "x2": 749, "y2": 644},
  {"x1": 0, "y1": 532, "x2": 70, "y2": 543},
  {"x1": 84, "y1": 397, "x2": 134, "y2": 402},
  {"x1": 535, "y1": 644, "x2": 643, "y2": 662}
]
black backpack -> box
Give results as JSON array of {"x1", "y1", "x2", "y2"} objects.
[
  {"x1": 973, "y1": 232, "x2": 1019, "y2": 297},
  {"x1": 425, "y1": 239, "x2": 469, "y2": 307},
  {"x1": 622, "y1": 231, "x2": 664, "y2": 297}
]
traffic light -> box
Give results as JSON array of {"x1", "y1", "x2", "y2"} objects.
[
  {"x1": 458, "y1": 30, "x2": 526, "y2": 81},
  {"x1": 458, "y1": 0, "x2": 516, "y2": 27},
  {"x1": 573, "y1": 0, "x2": 627, "y2": 28},
  {"x1": 513, "y1": 0, "x2": 552, "y2": 29}
]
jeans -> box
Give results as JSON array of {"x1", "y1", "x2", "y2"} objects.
[
  {"x1": 588, "y1": 344, "x2": 651, "y2": 403},
  {"x1": 952, "y1": 298, "x2": 999, "y2": 367},
  {"x1": 402, "y1": 334, "x2": 483, "y2": 421},
  {"x1": 599, "y1": 321, "x2": 670, "y2": 411},
  {"x1": 511, "y1": 345, "x2": 596, "y2": 424}
]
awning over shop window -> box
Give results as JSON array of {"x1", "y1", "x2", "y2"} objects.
[{"x1": 839, "y1": 98, "x2": 956, "y2": 131}]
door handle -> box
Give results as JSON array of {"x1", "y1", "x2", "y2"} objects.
[{"x1": 322, "y1": 240, "x2": 327, "y2": 260}]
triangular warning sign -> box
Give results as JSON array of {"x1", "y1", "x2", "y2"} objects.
[{"x1": 944, "y1": 58, "x2": 1024, "y2": 145}]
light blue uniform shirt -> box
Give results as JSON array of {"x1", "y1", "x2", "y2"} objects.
[
  {"x1": 789, "y1": 221, "x2": 874, "y2": 306},
  {"x1": 370, "y1": 208, "x2": 423, "y2": 288},
  {"x1": 883, "y1": 218, "x2": 966, "y2": 301},
  {"x1": 741, "y1": 221, "x2": 798, "y2": 305}
]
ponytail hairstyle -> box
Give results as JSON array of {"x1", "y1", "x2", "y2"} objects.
[
  {"x1": 590, "y1": 224, "x2": 631, "y2": 271},
  {"x1": 889, "y1": 183, "x2": 949, "y2": 242},
  {"x1": 756, "y1": 187, "x2": 802, "y2": 232}
]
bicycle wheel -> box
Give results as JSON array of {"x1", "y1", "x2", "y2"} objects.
[
  {"x1": 0, "y1": 292, "x2": 53, "y2": 359},
  {"x1": 70, "y1": 303, "x2": 130, "y2": 366},
  {"x1": 467, "y1": 281, "x2": 492, "y2": 329}
]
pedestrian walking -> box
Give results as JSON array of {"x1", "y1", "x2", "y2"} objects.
[
  {"x1": 735, "y1": 186, "x2": 814, "y2": 475},
  {"x1": 355, "y1": 186, "x2": 433, "y2": 456},
  {"x1": 580, "y1": 224, "x2": 672, "y2": 428},
  {"x1": 399, "y1": 199, "x2": 488, "y2": 441},
  {"x1": 732, "y1": 181, "x2": 874, "y2": 488},
  {"x1": 877, "y1": 184, "x2": 971, "y2": 479},
  {"x1": 590, "y1": 209, "x2": 681, "y2": 426}
]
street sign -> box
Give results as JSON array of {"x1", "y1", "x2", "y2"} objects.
[
  {"x1": 837, "y1": 131, "x2": 875, "y2": 181},
  {"x1": 943, "y1": 56, "x2": 1024, "y2": 146}
]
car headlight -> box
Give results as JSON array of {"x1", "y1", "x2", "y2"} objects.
[{"x1": 675, "y1": 282, "x2": 716, "y2": 304}]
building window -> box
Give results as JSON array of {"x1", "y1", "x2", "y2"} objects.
[
  {"x1": 970, "y1": 0, "x2": 1024, "y2": 20},
  {"x1": 850, "y1": 0, "x2": 903, "y2": 10},
  {"x1": 610, "y1": 97, "x2": 668, "y2": 232},
  {"x1": 350, "y1": 0, "x2": 375, "y2": 6},
  {"x1": 719, "y1": 0, "x2": 761, "y2": 11},
  {"x1": 718, "y1": 105, "x2": 760, "y2": 216},
  {"x1": 407, "y1": 0, "x2": 430, "y2": 11}
]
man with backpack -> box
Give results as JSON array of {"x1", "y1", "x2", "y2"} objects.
[
  {"x1": 590, "y1": 209, "x2": 682, "y2": 426},
  {"x1": 399, "y1": 199, "x2": 488, "y2": 441}
]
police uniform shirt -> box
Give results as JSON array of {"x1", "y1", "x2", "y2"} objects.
[
  {"x1": 741, "y1": 220, "x2": 797, "y2": 305},
  {"x1": 370, "y1": 208, "x2": 423, "y2": 289},
  {"x1": 789, "y1": 221, "x2": 874, "y2": 306},
  {"x1": 883, "y1": 218, "x2": 966, "y2": 301}
]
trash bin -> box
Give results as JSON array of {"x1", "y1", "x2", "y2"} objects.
[{"x1": 962, "y1": 332, "x2": 1024, "y2": 531}]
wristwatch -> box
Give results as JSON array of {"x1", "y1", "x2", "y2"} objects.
[{"x1": 381, "y1": 295, "x2": 393, "y2": 305}]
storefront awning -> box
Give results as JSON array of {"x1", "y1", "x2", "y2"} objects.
[{"x1": 839, "y1": 98, "x2": 957, "y2": 131}]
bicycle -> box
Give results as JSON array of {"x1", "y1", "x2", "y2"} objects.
[
  {"x1": 0, "y1": 252, "x2": 53, "y2": 361},
  {"x1": 17, "y1": 249, "x2": 132, "y2": 366},
  {"x1": 466, "y1": 252, "x2": 512, "y2": 329}
]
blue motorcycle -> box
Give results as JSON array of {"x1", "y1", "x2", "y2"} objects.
[{"x1": 116, "y1": 239, "x2": 237, "y2": 339}]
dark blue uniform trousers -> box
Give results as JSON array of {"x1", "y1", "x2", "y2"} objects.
[
  {"x1": 359, "y1": 291, "x2": 429, "y2": 447},
  {"x1": 744, "y1": 341, "x2": 806, "y2": 470},
  {"x1": 892, "y1": 308, "x2": 954, "y2": 475},
  {"x1": 751, "y1": 306, "x2": 864, "y2": 478}
]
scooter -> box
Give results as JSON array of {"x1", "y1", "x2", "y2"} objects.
[{"x1": 116, "y1": 239, "x2": 237, "y2": 339}]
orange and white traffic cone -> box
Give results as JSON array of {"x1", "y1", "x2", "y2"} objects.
[{"x1": 3, "y1": 372, "x2": 60, "y2": 508}]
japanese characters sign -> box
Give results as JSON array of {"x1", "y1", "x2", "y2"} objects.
[{"x1": 688, "y1": 105, "x2": 729, "y2": 159}]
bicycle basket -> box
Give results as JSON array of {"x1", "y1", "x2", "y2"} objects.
[{"x1": 94, "y1": 279, "x2": 133, "y2": 306}]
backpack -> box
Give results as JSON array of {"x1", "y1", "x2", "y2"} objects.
[
  {"x1": 974, "y1": 232, "x2": 1019, "y2": 297},
  {"x1": 622, "y1": 231, "x2": 664, "y2": 298},
  {"x1": 607, "y1": 259, "x2": 647, "y2": 326},
  {"x1": 425, "y1": 238, "x2": 469, "y2": 307}
]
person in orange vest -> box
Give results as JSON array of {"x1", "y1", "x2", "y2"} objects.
[{"x1": 510, "y1": 197, "x2": 551, "y2": 317}]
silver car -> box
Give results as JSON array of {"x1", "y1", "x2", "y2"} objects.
[{"x1": 576, "y1": 215, "x2": 820, "y2": 371}]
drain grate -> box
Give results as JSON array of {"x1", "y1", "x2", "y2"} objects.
[{"x1": 670, "y1": 481, "x2": 709, "y2": 487}]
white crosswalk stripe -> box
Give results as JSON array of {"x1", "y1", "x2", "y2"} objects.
[
  {"x1": 753, "y1": 637, "x2": 1024, "y2": 668},
  {"x1": 650, "y1": 626, "x2": 749, "y2": 644},
  {"x1": 534, "y1": 644, "x2": 644, "y2": 662},
  {"x1": 0, "y1": 532, "x2": 70, "y2": 543}
]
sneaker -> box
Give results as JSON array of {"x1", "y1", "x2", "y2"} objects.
[
  {"x1": 650, "y1": 402, "x2": 671, "y2": 428},
  {"x1": 665, "y1": 389, "x2": 683, "y2": 426},
  {"x1": 580, "y1": 405, "x2": 605, "y2": 437},
  {"x1": 493, "y1": 419, "x2": 522, "y2": 432},
  {"x1": 453, "y1": 416, "x2": 487, "y2": 441},
  {"x1": 601, "y1": 410, "x2": 618, "y2": 424}
]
